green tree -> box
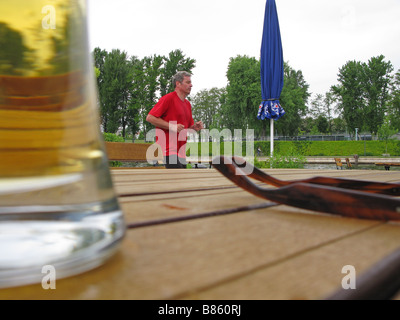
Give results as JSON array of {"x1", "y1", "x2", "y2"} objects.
[
  {"x1": 101, "y1": 49, "x2": 133, "y2": 134},
  {"x1": 299, "y1": 116, "x2": 314, "y2": 135},
  {"x1": 93, "y1": 47, "x2": 107, "y2": 92},
  {"x1": 363, "y1": 55, "x2": 393, "y2": 134},
  {"x1": 316, "y1": 115, "x2": 329, "y2": 134},
  {"x1": 331, "y1": 56, "x2": 393, "y2": 134},
  {"x1": 388, "y1": 69, "x2": 400, "y2": 131},
  {"x1": 93, "y1": 48, "x2": 196, "y2": 138},
  {"x1": 224, "y1": 55, "x2": 262, "y2": 133},
  {"x1": 323, "y1": 92, "x2": 335, "y2": 134},
  {"x1": 223, "y1": 56, "x2": 309, "y2": 137},
  {"x1": 93, "y1": 47, "x2": 108, "y2": 126},
  {"x1": 191, "y1": 87, "x2": 226, "y2": 130},
  {"x1": 278, "y1": 63, "x2": 309, "y2": 136},
  {"x1": 309, "y1": 92, "x2": 336, "y2": 134},
  {"x1": 378, "y1": 117, "x2": 397, "y2": 154},
  {"x1": 128, "y1": 56, "x2": 146, "y2": 141},
  {"x1": 139, "y1": 54, "x2": 164, "y2": 135},
  {"x1": 94, "y1": 66, "x2": 100, "y2": 78},
  {"x1": 159, "y1": 49, "x2": 196, "y2": 96},
  {"x1": 331, "y1": 117, "x2": 347, "y2": 134},
  {"x1": 308, "y1": 94, "x2": 324, "y2": 119},
  {"x1": 46, "y1": 4, "x2": 88, "y2": 75},
  {"x1": 331, "y1": 60, "x2": 365, "y2": 134},
  {"x1": 123, "y1": 56, "x2": 144, "y2": 140},
  {"x1": 0, "y1": 23, "x2": 34, "y2": 75}
]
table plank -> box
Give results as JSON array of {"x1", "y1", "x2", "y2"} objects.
[
  {"x1": 112, "y1": 168, "x2": 400, "y2": 186},
  {"x1": 184, "y1": 223, "x2": 400, "y2": 300},
  {"x1": 120, "y1": 189, "x2": 273, "y2": 223},
  {"x1": 112, "y1": 169, "x2": 400, "y2": 198}
]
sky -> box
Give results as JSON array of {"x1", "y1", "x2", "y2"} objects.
[{"x1": 87, "y1": 0, "x2": 400, "y2": 99}]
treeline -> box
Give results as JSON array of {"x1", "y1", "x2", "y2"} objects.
[
  {"x1": 331, "y1": 56, "x2": 400, "y2": 135},
  {"x1": 93, "y1": 48, "x2": 400, "y2": 140},
  {"x1": 93, "y1": 48, "x2": 195, "y2": 140}
]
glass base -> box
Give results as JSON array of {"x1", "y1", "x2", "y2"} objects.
[{"x1": 0, "y1": 210, "x2": 125, "y2": 289}]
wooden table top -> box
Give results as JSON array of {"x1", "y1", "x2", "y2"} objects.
[{"x1": 2, "y1": 167, "x2": 400, "y2": 300}]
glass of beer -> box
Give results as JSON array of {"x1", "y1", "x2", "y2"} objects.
[{"x1": 0, "y1": 0, "x2": 125, "y2": 288}]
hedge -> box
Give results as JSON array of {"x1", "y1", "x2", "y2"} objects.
[{"x1": 103, "y1": 132, "x2": 125, "y2": 143}]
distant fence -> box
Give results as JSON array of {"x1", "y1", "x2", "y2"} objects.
[
  {"x1": 269, "y1": 134, "x2": 373, "y2": 142},
  {"x1": 186, "y1": 134, "x2": 374, "y2": 143},
  {"x1": 166, "y1": 132, "x2": 400, "y2": 143}
]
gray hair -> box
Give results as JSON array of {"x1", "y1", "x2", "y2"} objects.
[{"x1": 172, "y1": 71, "x2": 192, "y2": 89}]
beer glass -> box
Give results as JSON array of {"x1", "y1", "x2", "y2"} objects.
[{"x1": 0, "y1": 0, "x2": 125, "y2": 288}]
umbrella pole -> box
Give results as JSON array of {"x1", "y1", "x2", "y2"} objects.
[{"x1": 270, "y1": 118, "x2": 274, "y2": 157}]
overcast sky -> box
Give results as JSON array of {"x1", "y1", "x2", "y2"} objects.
[{"x1": 87, "y1": 0, "x2": 400, "y2": 99}]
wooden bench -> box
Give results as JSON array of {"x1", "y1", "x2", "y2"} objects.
[
  {"x1": 105, "y1": 142, "x2": 164, "y2": 168},
  {"x1": 334, "y1": 158, "x2": 353, "y2": 170},
  {"x1": 375, "y1": 163, "x2": 400, "y2": 171}
]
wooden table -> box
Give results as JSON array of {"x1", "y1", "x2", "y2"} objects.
[{"x1": 2, "y1": 167, "x2": 400, "y2": 300}]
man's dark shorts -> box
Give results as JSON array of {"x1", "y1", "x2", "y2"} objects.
[{"x1": 164, "y1": 155, "x2": 187, "y2": 169}]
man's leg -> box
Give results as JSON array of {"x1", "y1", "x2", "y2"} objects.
[{"x1": 164, "y1": 155, "x2": 186, "y2": 169}]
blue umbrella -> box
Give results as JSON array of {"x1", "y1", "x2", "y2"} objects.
[{"x1": 257, "y1": 0, "x2": 285, "y2": 155}]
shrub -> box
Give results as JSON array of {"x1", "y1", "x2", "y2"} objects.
[
  {"x1": 254, "y1": 148, "x2": 305, "y2": 169},
  {"x1": 103, "y1": 132, "x2": 125, "y2": 142}
]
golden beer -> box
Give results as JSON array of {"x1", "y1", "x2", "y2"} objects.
[{"x1": 0, "y1": 0, "x2": 125, "y2": 288}]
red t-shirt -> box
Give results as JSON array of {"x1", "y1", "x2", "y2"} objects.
[{"x1": 149, "y1": 91, "x2": 194, "y2": 158}]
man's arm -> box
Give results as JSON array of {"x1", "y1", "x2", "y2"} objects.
[
  {"x1": 146, "y1": 114, "x2": 185, "y2": 133},
  {"x1": 190, "y1": 121, "x2": 204, "y2": 132}
]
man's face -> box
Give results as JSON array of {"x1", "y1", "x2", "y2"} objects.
[{"x1": 177, "y1": 76, "x2": 192, "y2": 96}]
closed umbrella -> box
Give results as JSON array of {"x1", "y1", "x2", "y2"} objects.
[{"x1": 257, "y1": 0, "x2": 285, "y2": 157}]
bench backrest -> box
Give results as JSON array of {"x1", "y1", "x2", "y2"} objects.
[{"x1": 105, "y1": 142, "x2": 163, "y2": 162}]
